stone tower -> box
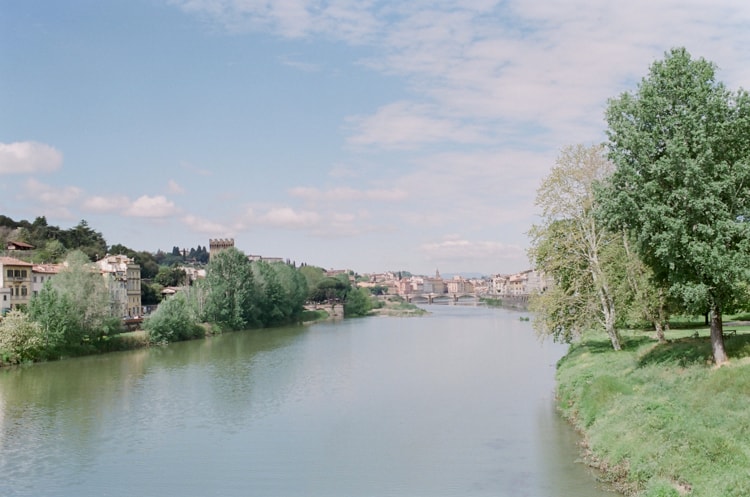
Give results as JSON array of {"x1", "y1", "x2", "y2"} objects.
[{"x1": 209, "y1": 238, "x2": 235, "y2": 260}]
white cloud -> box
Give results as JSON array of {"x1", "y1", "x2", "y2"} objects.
[
  {"x1": 182, "y1": 214, "x2": 232, "y2": 234},
  {"x1": 347, "y1": 101, "x2": 488, "y2": 149},
  {"x1": 125, "y1": 195, "x2": 180, "y2": 218},
  {"x1": 420, "y1": 236, "x2": 526, "y2": 270},
  {"x1": 23, "y1": 178, "x2": 81, "y2": 206},
  {"x1": 83, "y1": 195, "x2": 131, "y2": 212},
  {"x1": 167, "y1": 179, "x2": 186, "y2": 194},
  {"x1": 0, "y1": 141, "x2": 63, "y2": 175},
  {"x1": 169, "y1": 0, "x2": 383, "y2": 42},
  {"x1": 289, "y1": 186, "x2": 407, "y2": 202},
  {"x1": 260, "y1": 207, "x2": 321, "y2": 228}
]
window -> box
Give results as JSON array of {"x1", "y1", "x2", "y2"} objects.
[
  {"x1": 33, "y1": 276, "x2": 37, "y2": 283},
  {"x1": 21, "y1": 286, "x2": 27, "y2": 297},
  {"x1": 6, "y1": 269, "x2": 11, "y2": 278}
]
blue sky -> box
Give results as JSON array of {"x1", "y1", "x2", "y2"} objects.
[{"x1": 3, "y1": 0, "x2": 750, "y2": 275}]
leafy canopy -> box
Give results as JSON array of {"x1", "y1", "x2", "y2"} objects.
[{"x1": 603, "y1": 47, "x2": 750, "y2": 314}]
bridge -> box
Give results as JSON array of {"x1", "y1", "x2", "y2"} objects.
[{"x1": 405, "y1": 293, "x2": 480, "y2": 304}]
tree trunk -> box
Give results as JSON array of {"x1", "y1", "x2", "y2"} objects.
[
  {"x1": 654, "y1": 293, "x2": 667, "y2": 344},
  {"x1": 598, "y1": 284, "x2": 621, "y2": 351},
  {"x1": 654, "y1": 320, "x2": 666, "y2": 344},
  {"x1": 709, "y1": 303, "x2": 729, "y2": 366}
]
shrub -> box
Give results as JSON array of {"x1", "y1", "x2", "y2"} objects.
[
  {"x1": 0, "y1": 309, "x2": 45, "y2": 364},
  {"x1": 144, "y1": 293, "x2": 204, "y2": 344}
]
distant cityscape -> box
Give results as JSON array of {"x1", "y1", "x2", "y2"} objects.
[{"x1": 1, "y1": 236, "x2": 543, "y2": 317}]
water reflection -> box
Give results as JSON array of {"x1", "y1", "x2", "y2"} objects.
[{"x1": 0, "y1": 307, "x2": 618, "y2": 497}]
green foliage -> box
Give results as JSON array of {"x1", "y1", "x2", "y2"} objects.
[
  {"x1": 154, "y1": 266, "x2": 187, "y2": 287},
  {"x1": 34, "y1": 239, "x2": 67, "y2": 263},
  {"x1": 252, "y1": 261, "x2": 288, "y2": 326},
  {"x1": 528, "y1": 144, "x2": 623, "y2": 349},
  {"x1": 603, "y1": 47, "x2": 750, "y2": 362},
  {"x1": 144, "y1": 293, "x2": 204, "y2": 344},
  {"x1": 28, "y1": 281, "x2": 71, "y2": 350},
  {"x1": 141, "y1": 281, "x2": 161, "y2": 306},
  {"x1": 0, "y1": 309, "x2": 45, "y2": 364},
  {"x1": 252, "y1": 261, "x2": 308, "y2": 326},
  {"x1": 203, "y1": 247, "x2": 259, "y2": 330},
  {"x1": 309, "y1": 277, "x2": 350, "y2": 303},
  {"x1": 344, "y1": 287, "x2": 373, "y2": 317},
  {"x1": 50, "y1": 250, "x2": 112, "y2": 343}
]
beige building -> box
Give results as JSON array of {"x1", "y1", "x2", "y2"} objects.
[
  {"x1": 32, "y1": 263, "x2": 63, "y2": 297},
  {"x1": 0, "y1": 256, "x2": 33, "y2": 313},
  {"x1": 96, "y1": 255, "x2": 142, "y2": 317},
  {"x1": 422, "y1": 270, "x2": 446, "y2": 295}
]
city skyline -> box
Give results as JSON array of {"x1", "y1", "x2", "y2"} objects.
[{"x1": 3, "y1": 1, "x2": 750, "y2": 275}]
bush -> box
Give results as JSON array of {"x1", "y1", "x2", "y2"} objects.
[
  {"x1": 144, "y1": 293, "x2": 204, "y2": 344},
  {"x1": 0, "y1": 309, "x2": 45, "y2": 364}
]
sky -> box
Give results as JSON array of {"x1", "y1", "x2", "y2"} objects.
[{"x1": 3, "y1": 1, "x2": 750, "y2": 276}]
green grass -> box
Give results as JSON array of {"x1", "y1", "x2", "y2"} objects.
[{"x1": 557, "y1": 327, "x2": 750, "y2": 497}]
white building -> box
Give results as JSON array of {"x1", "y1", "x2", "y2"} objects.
[{"x1": 96, "y1": 255, "x2": 141, "y2": 317}]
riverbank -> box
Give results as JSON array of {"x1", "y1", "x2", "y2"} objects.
[
  {"x1": 556, "y1": 326, "x2": 750, "y2": 497},
  {"x1": 370, "y1": 296, "x2": 428, "y2": 317}
]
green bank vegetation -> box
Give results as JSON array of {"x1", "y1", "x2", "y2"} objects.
[
  {"x1": 557, "y1": 326, "x2": 750, "y2": 497},
  {"x1": 529, "y1": 48, "x2": 750, "y2": 495},
  {"x1": 0, "y1": 244, "x2": 417, "y2": 365}
]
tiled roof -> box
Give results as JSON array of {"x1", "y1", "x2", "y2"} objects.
[
  {"x1": 0, "y1": 256, "x2": 33, "y2": 266},
  {"x1": 33, "y1": 264, "x2": 63, "y2": 274}
]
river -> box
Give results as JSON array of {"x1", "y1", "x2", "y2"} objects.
[{"x1": 0, "y1": 305, "x2": 616, "y2": 497}]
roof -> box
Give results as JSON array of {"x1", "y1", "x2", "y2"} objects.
[
  {"x1": 33, "y1": 264, "x2": 63, "y2": 274},
  {"x1": 0, "y1": 256, "x2": 33, "y2": 267},
  {"x1": 6, "y1": 240, "x2": 35, "y2": 250}
]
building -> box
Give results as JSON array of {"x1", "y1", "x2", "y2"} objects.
[
  {"x1": 422, "y1": 269, "x2": 446, "y2": 295},
  {"x1": 209, "y1": 238, "x2": 235, "y2": 260},
  {"x1": 0, "y1": 256, "x2": 33, "y2": 313},
  {"x1": 446, "y1": 276, "x2": 475, "y2": 294},
  {"x1": 6, "y1": 240, "x2": 35, "y2": 252},
  {"x1": 96, "y1": 255, "x2": 142, "y2": 317},
  {"x1": 31, "y1": 263, "x2": 63, "y2": 297}
]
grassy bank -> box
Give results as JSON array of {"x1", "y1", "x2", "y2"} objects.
[{"x1": 556, "y1": 326, "x2": 750, "y2": 497}]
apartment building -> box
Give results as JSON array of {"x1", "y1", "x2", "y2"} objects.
[
  {"x1": 96, "y1": 255, "x2": 142, "y2": 317},
  {"x1": 0, "y1": 256, "x2": 33, "y2": 313},
  {"x1": 32, "y1": 263, "x2": 62, "y2": 297}
]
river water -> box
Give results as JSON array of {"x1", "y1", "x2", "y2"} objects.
[{"x1": 0, "y1": 305, "x2": 616, "y2": 497}]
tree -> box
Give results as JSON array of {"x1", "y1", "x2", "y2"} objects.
[
  {"x1": 144, "y1": 292, "x2": 203, "y2": 344},
  {"x1": 252, "y1": 261, "x2": 308, "y2": 326},
  {"x1": 28, "y1": 281, "x2": 71, "y2": 350},
  {"x1": 203, "y1": 247, "x2": 259, "y2": 330},
  {"x1": 528, "y1": 144, "x2": 623, "y2": 350},
  {"x1": 616, "y1": 235, "x2": 671, "y2": 344},
  {"x1": 603, "y1": 47, "x2": 750, "y2": 365},
  {"x1": 344, "y1": 287, "x2": 373, "y2": 317},
  {"x1": 51, "y1": 250, "x2": 113, "y2": 343},
  {"x1": 252, "y1": 261, "x2": 288, "y2": 326},
  {"x1": 154, "y1": 266, "x2": 186, "y2": 287},
  {"x1": 60, "y1": 220, "x2": 107, "y2": 261}
]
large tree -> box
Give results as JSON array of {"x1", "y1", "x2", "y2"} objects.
[
  {"x1": 529, "y1": 144, "x2": 624, "y2": 350},
  {"x1": 203, "y1": 247, "x2": 259, "y2": 330},
  {"x1": 603, "y1": 47, "x2": 750, "y2": 365},
  {"x1": 50, "y1": 250, "x2": 115, "y2": 342}
]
